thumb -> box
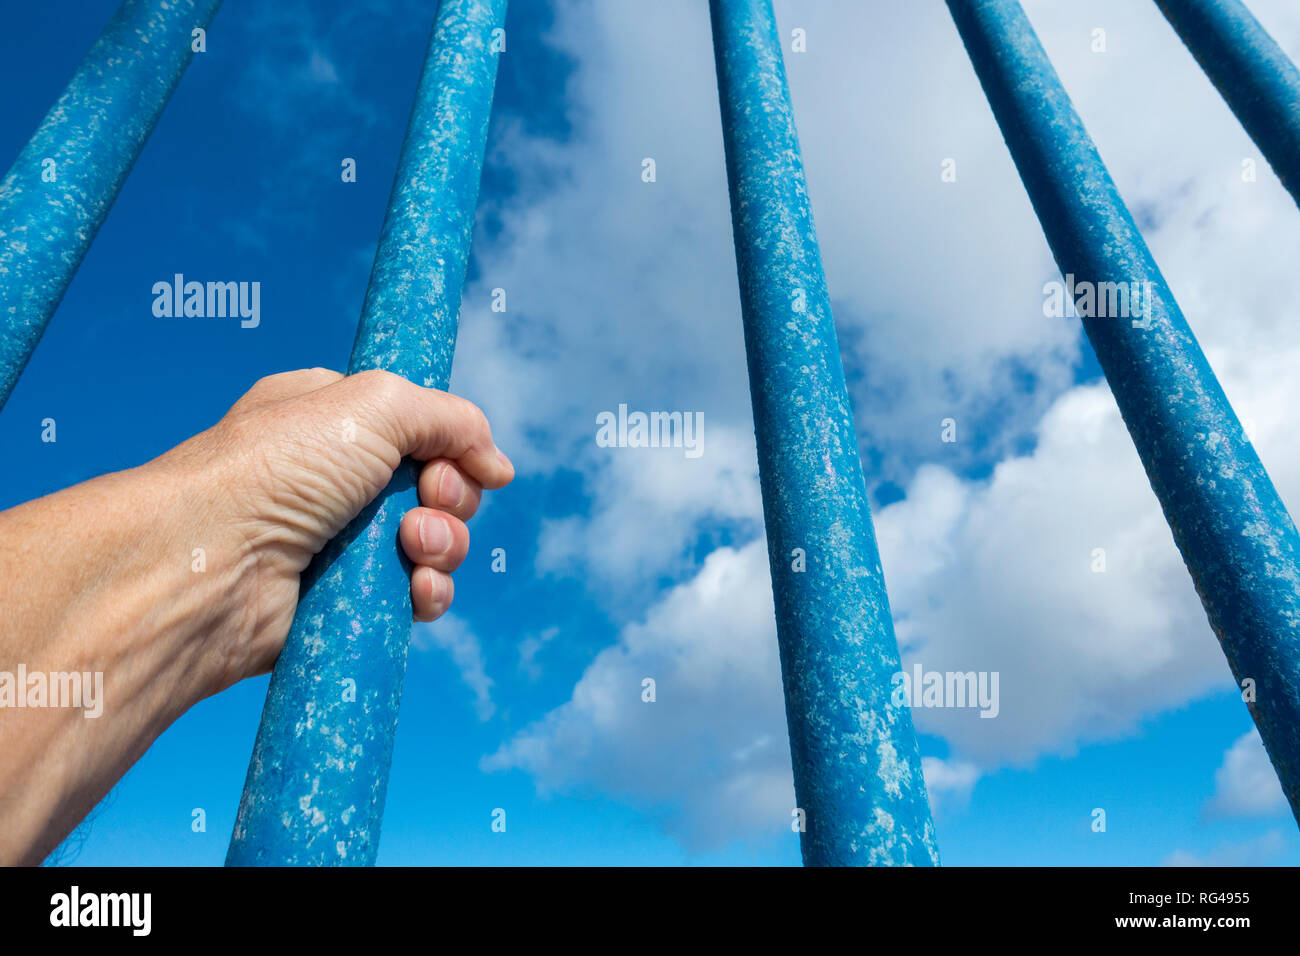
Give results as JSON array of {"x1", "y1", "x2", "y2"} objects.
[{"x1": 334, "y1": 369, "x2": 514, "y2": 490}]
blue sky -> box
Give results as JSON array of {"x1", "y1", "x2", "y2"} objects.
[{"x1": 3, "y1": 0, "x2": 1299, "y2": 866}]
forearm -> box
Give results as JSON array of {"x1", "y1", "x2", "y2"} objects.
[
  {"x1": 0, "y1": 369, "x2": 512, "y2": 865},
  {"x1": 0, "y1": 457, "x2": 254, "y2": 865}
]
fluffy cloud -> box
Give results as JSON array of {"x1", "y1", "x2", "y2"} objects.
[
  {"x1": 874, "y1": 384, "x2": 1232, "y2": 765},
  {"x1": 1207, "y1": 729, "x2": 1289, "y2": 819},
  {"x1": 518, "y1": 625, "x2": 560, "y2": 681},
  {"x1": 451, "y1": 0, "x2": 1099, "y2": 485},
  {"x1": 488, "y1": 380, "x2": 1254, "y2": 847},
  {"x1": 412, "y1": 614, "x2": 495, "y2": 721},
  {"x1": 469, "y1": 0, "x2": 1300, "y2": 851},
  {"x1": 1164, "y1": 830, "x2": 1287, "y2": 867},
  {"x1": 484, "y1": 541, "x2": 795, "y2": 849},
  {"x1": 859, "y1": 0, "x2": 1300, "y2": 776},
  {"x1": 922, "y1": 757, "x2": 981, "y2": 815},
  {"x1": 451, "y1": 0, "x2": 752, "y2": 476},
  {"x1": 535, "y1": 425, "x2": 763, "y2": 596}
]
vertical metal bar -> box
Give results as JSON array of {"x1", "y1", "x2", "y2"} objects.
[
  {"x1": 709, "y1": 0, "x2": 939, "y2": 866},
  {"x1": 226, "y1": 0, "x2": 507, "y2": 866},
  {"x1": 1153, "y1": 0, "x2": 1300, "y2": 207},
  {"x1": 0, "y1": 0, "x2": 221, "y2": 411},
  {"x1": 946, "y1": 0, "x2": 1300, "y2": 825}
]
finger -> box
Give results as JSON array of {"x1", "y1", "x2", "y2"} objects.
[
  {"x1": 411, "y1": 566, "x2": 454, "y2": 622},
  {"x1": 335, "y1": 370, "x2": 515, "y2": 489},
  {"x1": 233, "y1": 367, "x2": 344, "y2": 411},
  {"x1": 399, "y1": 507, "x2": 469, "y2": 572},
  {"x1": 417, "y1": 459, "x2": 483, "y2": 521}
]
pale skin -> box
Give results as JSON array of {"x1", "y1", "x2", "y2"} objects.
[{"x1": 0, "y1": 368, "x2": 514, "y2": 866}]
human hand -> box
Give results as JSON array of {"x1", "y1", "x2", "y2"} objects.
[
  {"x1": 155, "y1": 367, "x2": 514, "y2": 694},
  {"x1": 0, "y1": 367, "x2": 513, "y2": 864}
]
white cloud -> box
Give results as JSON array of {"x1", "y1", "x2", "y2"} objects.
[
  {"x1": 451, "y1": 0, "x2": 1094, "y2": 486},
  {"x1": 1164, "y1": 830, "x2": 1287, "y2": 867},
  {"x1": 1207, "y1": 729, "x2": 1289, "y2": 819},
  {"x1": 484, "y1": 541, "x2": 796, "y2": 850},
  {"x1": 518, "y1": 625, "x2": 560, "y2": 680},
  {"x1": 464, "y1": 0, "x2": 1300, "y2": 850},
  {"x1": 534, "y1": 425, "x2": 763, "y2": 596},
  {"x1": 452, "y1": 0, "x2": 752, "y2": 477},
  {"x1": 922, "y1": 757, "x2": 980, "y2": 815},
  {"x1": 874, "y1": 385, "x2": 1232, "y2": 766},
  {"x1": 412, "y1": 614, "x2": 495, "y2": 721},
  {"x1": 779, "y1": 0, "x2": 1083, "y2": 475},
  {"x1": 491, "y1": 376, "x2": 1288, "y2": 847}
]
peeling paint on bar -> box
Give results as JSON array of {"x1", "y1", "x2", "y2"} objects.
[
  {"x1": 708, "y1": 0, "x2": 939, "y2": 866},
  {"x1": 1154, "y1": 0, "x2": 1300, "y2": 208},
  {"x1": 946, "y1": 0, "x2": 1300, "y2": 825},
  {"x1": 226, "y1": 0, "x2": 507, "y2": 866},
  {"x1": 0, "y1": 0, "x2": 221, "y2": 411}
]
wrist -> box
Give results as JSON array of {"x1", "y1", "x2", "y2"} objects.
[{"x1": 132, "y1": 446, "x2": 266, "y2": 703}]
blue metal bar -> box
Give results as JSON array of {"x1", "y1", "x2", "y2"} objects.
[
  {"x1": 1154, "y1": 0, "x2": 1300, "y2": 207},
  {"x1": 946, "y1": 0, "x2": 1300, "y2": 825},
  {"x1": 0, "y1": 0, "x2": 220, "y2": 411},
  {"x1": 226, "y1": 0, "x2": 507, "y2": 866},
  {"x1": 709, "y1": 0, "x2": 939, "y2": 866}
]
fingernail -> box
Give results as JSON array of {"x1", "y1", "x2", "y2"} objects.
[
  {"x1": 494, "y1": 445, "x2": 513, "y2": 470},
  {"x1": 437, "y1": 464, "x2": 467, "y2": 509},
  {"x1": 418, "y1": 514, "x2": 452, "y2": 555},
  {"x1": 425, "y1": 568, "x2": 447, "y2": 609}
]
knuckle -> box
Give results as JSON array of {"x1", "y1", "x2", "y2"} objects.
[
  {"x1": 352, "y1": 367, "x2": 390, "y2": 387},
  {"x1": 304, "y1": 366, "x2": 342, "y2": 386},
  {"x1": 461, "y1": 400, "x2": 491, "y2": 440},
  {"x1": 250, "y1": 371, "x2": 285, "y2": 393},
  {"x1": 354, "y1": 368, "x2": 407, "y2": 405}
]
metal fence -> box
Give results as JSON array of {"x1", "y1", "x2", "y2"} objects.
[{"x1": 2, "y1": 0, "x2": 1297, "y2": 866}]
